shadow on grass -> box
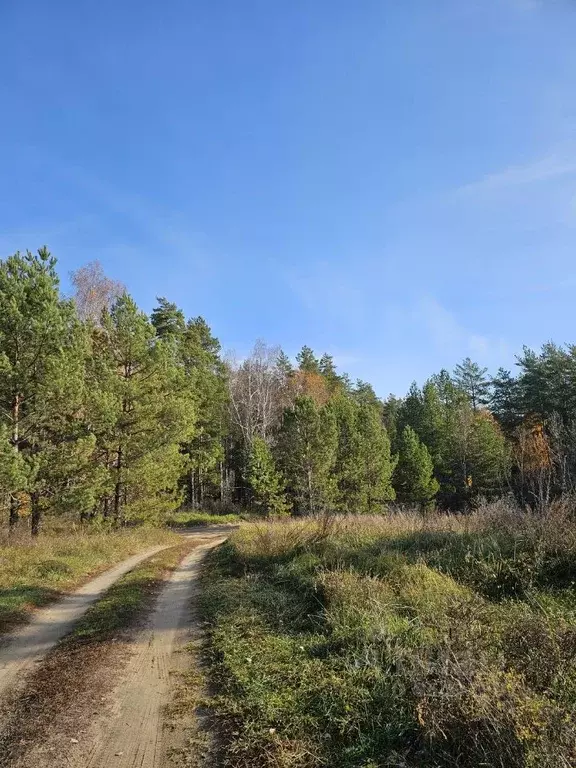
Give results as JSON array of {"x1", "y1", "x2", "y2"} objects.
[{"x1": 0, "y1": 586, "x2": 63, "y2": 635}]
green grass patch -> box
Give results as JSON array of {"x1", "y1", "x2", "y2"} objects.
[
  {"x1": 71, "y1": 542, "x2": 191, "y2": 642},
  {"x1": 199, "y1": 507, "x2": 576, "y2": 767},
  {"x1": 166, "y1": 510, "x2": 240, "y2": 528},
  {"x1": 0, "y1": 526, "x2": 178, "y2": 635}
]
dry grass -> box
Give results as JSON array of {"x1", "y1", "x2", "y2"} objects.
[
  {"x1": 0, "y1": 523, "x2": 177, "y2": 635},
  {"x1": 199, "y1": 500, "x2": 576, "y2": 767}
]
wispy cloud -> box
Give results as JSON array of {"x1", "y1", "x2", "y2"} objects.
[
  {"x1": 59, "y1": 168, "x2": 213, "y2": 271},
  {"x1": 459, "y1": 148, "x2": 576, "y2": 195},
  {"x1": 416, "y1": 297, "x2": 510, "y2": 364},
  {"x1": 2, "y1": 151, "x2": 214, "y2": 275}
]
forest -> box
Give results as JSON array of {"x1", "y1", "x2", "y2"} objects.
[{"x1": 0, "y1": 247, "x2": 573, "y2": 534}]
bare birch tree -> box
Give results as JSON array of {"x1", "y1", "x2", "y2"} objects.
[
  {"x1": 71, "y1": 261, "x2": 125, "y2": 323},
  {"x1": 227, "y1": 341, "x2": 284, "y2": 451}
]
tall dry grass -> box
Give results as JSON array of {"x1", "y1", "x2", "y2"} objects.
[{"x1": 200, "y1": 498, "x2": 576, "y2": 768}]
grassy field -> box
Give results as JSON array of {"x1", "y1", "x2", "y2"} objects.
[
  {"x1": 0, "y1": 524, "x2": 177, "y2": 635},
  {"x1": 200, "y1": 501, "x2": 576, "y2": 768},
  {"x1": 166, "y1": 510, "x2": 240, "y2": 528}
]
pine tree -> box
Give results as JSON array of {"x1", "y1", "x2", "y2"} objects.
[
  {"x1": 468, "y1": 411, "x2": 510, "y2": 498},
  {"x1": 151, "y1": 297, "x2": 186, "y2": 339},
  {"x1": 330, "y1": 396, "x2": 395, "y2": 513},
  {"x1": 394, "y1": 425, "x2": 439, "y2": 507},
  {"x1": 97, "y1": 294, "x2": 195, "y2": 524},
  {"x1": 276, "y1": 350, "x2": 294, "y2": 378},
  {"x1": 296, "y1": 346, "x2": 320, "y2": 374},
  {"x1": 356, "y1": 402, "x2": 396, "y2": 512},
  {"x1": 0, "y1": 248, "x2": 89, "y2": 532},
  {"x1": 490, "y1": 368, "x2": 523, "y2": 433},
  {"x1": 276, "y1": 396, "x2": 337, "y2": 514},
  {"x1": 453, "y1": 357, "x2": 490, "y2": 411},
  {"x1": 430, "y1": 369, "x2": 463, "y2": 408},
  {"x1": 438, "y1": 398, "x2": 509, "y2": 507},
  {"x1": 179, "y1": 317, "x2": 228, "y2": 506},
  {"x1": 26, "y1": 315, "x2": 97, "y2": 533},
  {"x1": 331, "y1": 395, "x2": 364, "y2": 513},
  {"x1": 382, "y1": 394, "x2": 401, "y2": 451},
  {"x1": 0, "y1": 425, "x2": 26, "y2": 513},
  {"x1": 319, "y1": 353, "x2": 342, "y2": 393},
  {"x1": 420, "y1": 381, "x2": 445, "y2": 462},
  {"x1": 397, "y1": 382, "x2": 425, "y2": 438},
  {"x1": 516, "y1": 343, "x2": 576, "y2": 424},
  {"x1": 247, "y1": 436, "x2": 288, "y2": 516},
  {"x1": 353, "y1": 380, "x2": 381, "y2": 409}
]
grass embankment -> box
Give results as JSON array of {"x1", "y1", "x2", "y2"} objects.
[
  {"x1": 200, "y1": 503, "x2": 576, "y2": 768},
  {"x1": 0, "y1": 542, "x2": 194, "y2": 767},
  {"x1": 0, "y1": 524, "x2": 177, "y2": 635},
  {"x1": 167, "y1": 510, "x2": 240, "y2": 528}
]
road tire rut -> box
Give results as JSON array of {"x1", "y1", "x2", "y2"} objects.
[
  {"x1": 78, "y1": 535, "x2": 225, "y2": 768},
  {"x1": 0, "y1": 545, "x2": 171, "y2": 699}
]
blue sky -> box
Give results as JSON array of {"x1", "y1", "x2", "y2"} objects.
[{"x1": 1, "y1": 0, "x2": 576, "y2": 396}]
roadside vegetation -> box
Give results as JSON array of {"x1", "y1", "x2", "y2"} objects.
[
  {"x1": 4, "y1": 249, "x2": 576, "y2": 767},
  {"x1": 199, "y1": 502, "x2": 576, "y2": 768},
  {"x1": 0, "y1": 524, "x2": 177, "y2": 635},
  {"x1": 166, "y1": 510, "x2": 240, "y2": 528},
  {"x1": 0, "y1": 541, "x2": 195, "y2": 767}
]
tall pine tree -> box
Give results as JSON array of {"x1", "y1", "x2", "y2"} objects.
[
  {"x1": 276, "y1": 396, "x2": 337, "y2": 514},
  {"x1": 96, "y1": 295, "x2": 195, "y2": 523},
  {"x1": 453, "y1": 357, "x2": 490, "y2": 411},
  {"x1": 393, "y1": 426, "x2": 439, "y2": 507},
  {"x1": 0, "y1": 248, "x2": 88, "y2": 532},
  {"x1": 247, "y1": 436, "x2": 288, "y2": 516}
]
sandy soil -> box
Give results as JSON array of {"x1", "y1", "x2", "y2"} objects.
[
  {"x1": 80, "y1": 535, "x2": 226, "y2": 768},
  {"x1": 0, "y1": 529, "x2": 229, "y2": 768},
  {"x1": 0, "y1": 545, "x2": 171, "y2": 698}
]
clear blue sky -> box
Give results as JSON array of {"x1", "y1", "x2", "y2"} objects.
[{"x1": 1, "y1": 0, "x2": 576, "y2": 396}]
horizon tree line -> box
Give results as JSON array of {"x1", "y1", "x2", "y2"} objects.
[{"x1": 0, "y1": 248, "x2": 572, "y2": 533}]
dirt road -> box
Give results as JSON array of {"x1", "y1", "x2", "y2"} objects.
[
  {"x1": 0, "y1": 545, "x2": 171, "y2": 698},
  {"x1": 0, "y1": 528, "x2": 231, "y2": 768},
  {"x1": 81, "y1": 535, "x2": 226, "y2": 768}
]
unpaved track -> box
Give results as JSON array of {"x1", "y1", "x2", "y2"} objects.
[
  {"x1": 79, "y1": 533, "x2": 227, "y2": 768},
  {"x1": 0, "y1": 545, "x2": 171, "y2": 698}
]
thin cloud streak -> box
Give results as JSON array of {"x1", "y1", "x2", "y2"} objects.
[
  {"x1": 416, "y1": 297, "x2": 510, "y2": 364},
  {"x1": 458, "y1": 148, "x2": 576, "y2": 195}
]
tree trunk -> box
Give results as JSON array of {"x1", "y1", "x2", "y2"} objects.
[
  {"x1": 9, "y1": 495, "x2": 19, "y2": 530},
  {"x1": 9, "y1": 394, "x2": 20, "y2": 529},
  {"x1": 188, "y1": 469, "x2": 196, "y2": 508},
  {"x1": 31, "y1": 492, "x2": 41, "y2": 536},
  {"x1": 114, "y1": 445, "x2": 123, "y2": 524}
]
